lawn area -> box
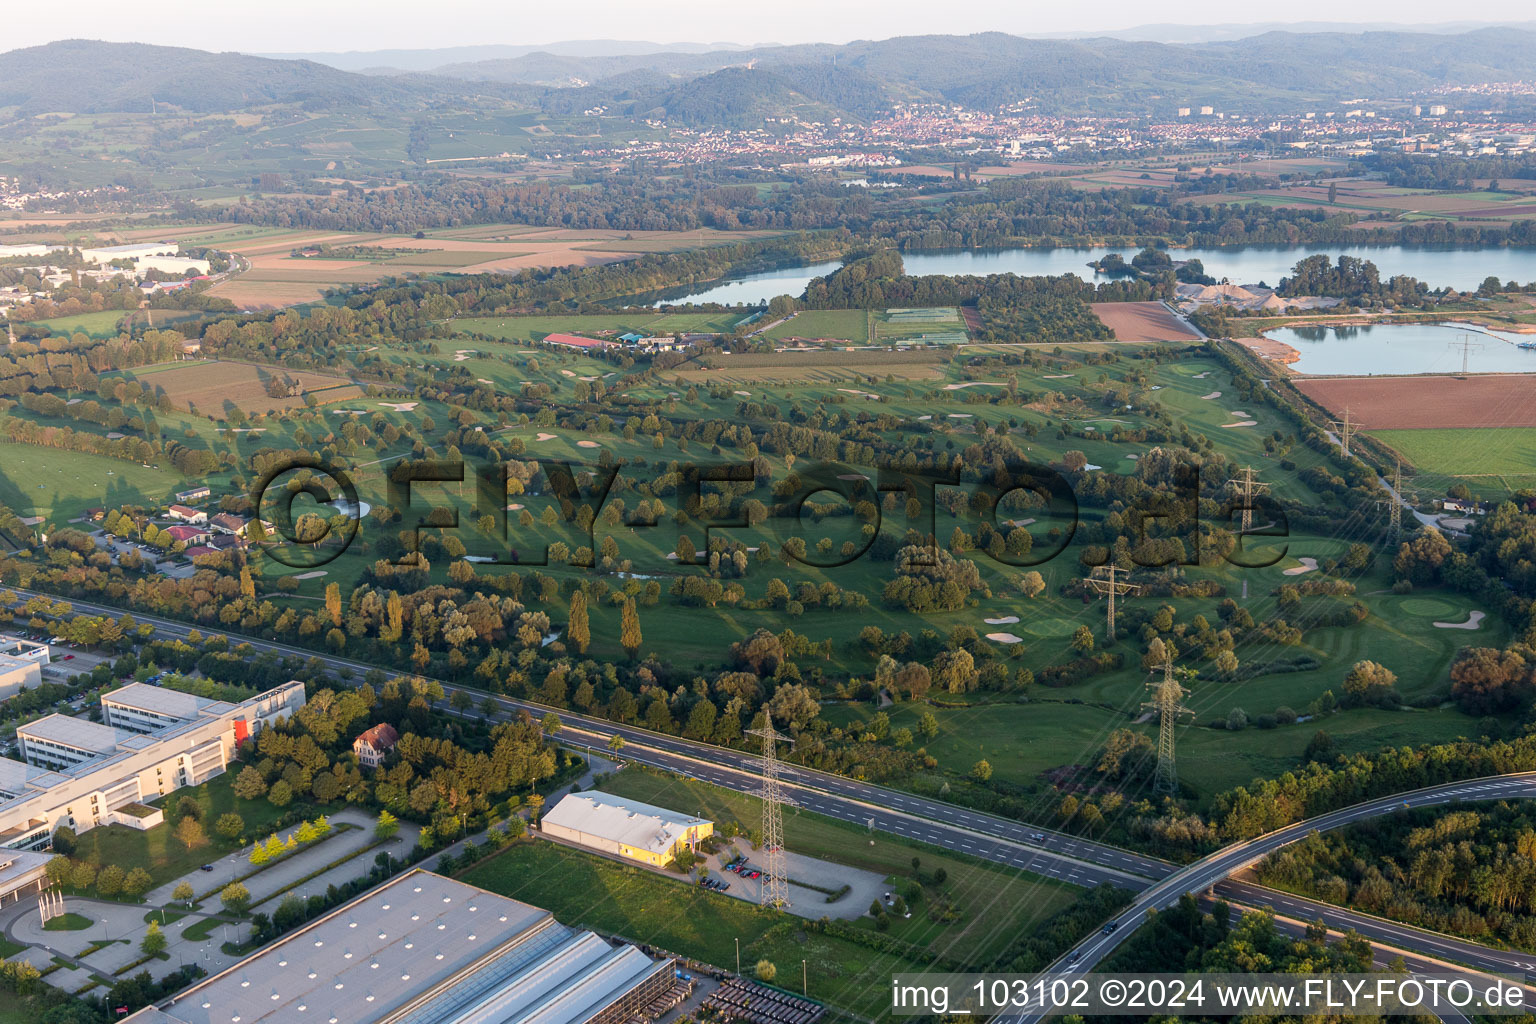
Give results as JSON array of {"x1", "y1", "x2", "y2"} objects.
[
  {"x1": 42, "y1": 912, "x2": 93, "y2": 931},
  {"x1": 1370, "y1": 427, "x2": 1536, "y2": 501},
  {"x1": 68, "y1": 769, "x2": 332, "y2": 894},
  {"x1": 458, "y1": 839, "x2": 925, "y2": 1019},
  {"x1": 0, "y1": 444, "x2": 191, "y2": 523},
  {"x1": 28, "y1": 310, "x2": 126, "y2": 339},
  {"x1": 598, "y1": 766, "x2": 1081, "y2": 965}
]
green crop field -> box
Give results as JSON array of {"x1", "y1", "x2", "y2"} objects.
[
  {"x1": 1371, "y1": 427, "x2": 1536, "y2": 500},
  {"x1": 761, "y1": 309, "x2": 871, "y2": 342}
]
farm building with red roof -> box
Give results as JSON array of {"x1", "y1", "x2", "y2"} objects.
[{"x1": 540, "y1": 333, "x2": 612, "y2": 350}]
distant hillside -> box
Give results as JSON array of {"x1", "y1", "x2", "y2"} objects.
[
  {"x1": 261, "y1": 40, "x2": 756, "y2": 72},
  {"x1": 5, "y1": 29, "x2": 1536, "y2": 123},
  {"x1": 435, "y1": 27, "x2": 1536, "y2": 118},
  {"x1": 0, "y1": 39, "x2": 450, "y2": 114}
]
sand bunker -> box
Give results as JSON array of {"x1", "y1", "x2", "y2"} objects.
[
  {"x1": 293, "y1": 570, "x2": 328, "y2": 580},
  {"x1": 106, "y1": 432, "x2": 126, "y2": 439},
  {"x1": 1229, "y1": 410, "x2": 1251, "y2": 417},
  {"x1": 1193, "y1": 371, "x2": 1211, "y2": 379},
  {"x1": 947, "y1": 413, "x2": 973, "y2": 419},
  {"x1": 559, "y1": 369, "x2": 576, "y2": 377},
  {"x1": 734, "y1": 390, "x2": 751, "y2": 396},
  {"x1": 664, "y1": 552, "x2": 679, "y2": 560},
  {"x1": 1434, "y1": 610, "x2": 1486, "y2": 630},
  {"x1": 1124, "y1": 454, "x2": 1140, "y2": 460},
  {"x1": 1221, "y1": 420, "x2": 1258, "y2": 428},
  {"x1": 917, "y1": 415, "x2": 932, "y2": 421},
  {"x1": 837, "y1": 388, "x2": 880, "y2": 399},
  {"x1": 506, "y1": 503, "x2": 524, "y2": 511},
  {"x1": 1200, "y1": 391, "x2": 1222, "y2": 400},
  {"x1": 1084, "y1": 463, "x2": 1103, "y2": 471},
  {"x1": 1282, "y1": 557, "x2": 1319, "y2": 576},
  {"x1": 1042, "y1": 374, "x2": 1075, "y2": 379},
  {"x1": 836, "y1": 474, "x2": 871, "y2": 482},
  {"x1": 534, "y1": 432, "x2": 557, "y2": 441},
  {"x1": 984, "y1": 615, "x2": 1020, "y2": 625},
  {"x1": 477, "y1": 378, "x2": 493, "y2": 384},
  {"x1": 986, "y1": 632, "x2": 1025, "y2": 644},
  {"x1": 576, "y1": 440, "x2": 601, "y2": 448},
  {"x1": 943, "y1": 382, "x2": 1003, "y2": 390},
  {"x1": 378, "y1": 402, "x2": 418, "y2": 412},
  {"x1": 1002, "y1": 517, "x2": 1036, "y2": 528}
]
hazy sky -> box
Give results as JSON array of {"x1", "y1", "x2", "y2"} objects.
[{"x1": 6, "y1": 0, "x2": 1533, "y2": 52}]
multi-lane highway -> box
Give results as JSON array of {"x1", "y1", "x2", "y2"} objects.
[{"x1": 13, "y1": 586, "x2": 1536, "y2": 1015}]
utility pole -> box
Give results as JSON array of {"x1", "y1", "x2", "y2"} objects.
[
  {"x1": 1227, "y1": 465, "x2": 1270, "y2": 535},
  {"x1": 1085, "y1": 565, "x2": 1139, "y2": 644},
  {"x1": 1142, "y1": 657, "x2": 1192, "y2": 796},
  {"x1": 745, "y1": 711, "x2": 791, "y2": 909},
  {"x1": 1448, "y1": 333, "x2": 1484, "y2": 377},
  {"x1": 1330, "y1": 408, "x2": 1361, "y2": 457}
]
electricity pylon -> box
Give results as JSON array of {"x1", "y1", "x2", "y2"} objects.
[
  {"x1": 1085, "y1": 565, "x2": 1139, "y2": 644},
  {"x1": 1143, "y1": 657, "x2": 1192, "y2": 796},
  {"x1": 1228, "y1": 465, "x2": 1270, "y2": 535},
  {"x1": 1449, "y1": 334, "x2": 1484, "y2": 377},
  {"x1": 1388, "y1": 460, "x2": 1404, "y2": 543},
  {"x1": 746, "y1": 710, "x2": 791, "y2": 909},
  {"x1": 1331, "y1": 408, "x2": 1361, "y2": 457}
]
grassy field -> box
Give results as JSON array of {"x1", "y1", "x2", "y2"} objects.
[
  {"x1": 1371, "y1": 427, "x2": 1536, "y2": 500},
  {"x1": 598, "y1": 767, "x2": 1081, "y2": 965},
  {"x1": 0, "y1": 445, "x2": 190, "y2": 523},
  {"x1": 68, "y1": 771, "x2": 332, "y2": 894},
  {"x1": 459, "y1": 840, "x2": 921, "y2": 1019},
  {"x1": 28, "y1": 309, "x2": 126, "y2": 339},
  {"x1": 761, "y1": 309, "x2": 870, "y2": 343}
]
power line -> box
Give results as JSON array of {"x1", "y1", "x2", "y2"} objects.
[
  {"x1": 1085, "y1": 564, "x2": 1139, "y2": 644},
  {"x1": 745, "y1": 711, "x2": 791, "y2": 909}
]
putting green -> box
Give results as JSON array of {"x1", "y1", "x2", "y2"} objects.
[
  {"x1": 1397, "y1": 596, "x2": 1461, "y2": 618},
  {"x1": 1020, "y1": 615, "x2": 1080, "y2": 638}
]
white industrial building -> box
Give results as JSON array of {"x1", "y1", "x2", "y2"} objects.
[
  {"x1": 76, "y1": 242, "x2": 209, "y2": 278},
  {"x1": 123, "y1": 868, "x2": 678, "y2": 1024},
  {"x1": 0, "y1": 680, "x2": 305, "y2": 850},
  {"x1": 0, "y1": 652, "x2": 43, "y2": 701},
  {"x1": 541, "y1": 790, "x2": 713, "y2": 868}
]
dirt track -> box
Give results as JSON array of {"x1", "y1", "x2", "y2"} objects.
[{"x1": 1295, "y1": 374, "x2": 1536, "y2": 429}]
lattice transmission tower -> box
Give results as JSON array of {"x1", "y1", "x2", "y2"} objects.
[
  {"x1": 1331, "y1": 408, "x2": 1361, "y2": 458},
  {"x1": 1085, "y1": 565, "x2": 1139, "y2": 644},
  {"x1": 1388, "y1": 460, "x2": 1404, "y2": 543},
  {"x1": 1143, "y1": 657, "x2": 1192, "y2": 796},
  {"x1": 1449, "y1": 333, "x2": 1484, "y2": 377},
  {"x1": 1228, "y1": 465, "x2": 1270, "y2": 535},
  {"x1": 746, "y1": 710, "x2": 792, "y2": 909}
]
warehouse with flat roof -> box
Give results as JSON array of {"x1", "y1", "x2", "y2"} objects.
[
  {"x1": 123, "y1": 868, "x2": 676, "y2": 1024},
  {"x1": 541, "y1": 790, "x2": 712, "y2": 868}
]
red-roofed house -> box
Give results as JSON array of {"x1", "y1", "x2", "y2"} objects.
[
  {"x1": 184, "y1": 545, "x2": 220, "y2": 559},
  {"x1": 353, "y1": 723, "x2": 400, "y2": 768},
  {"x1": 541, "y1": 333, "x2": 612, "y2": 350},
  {"x1": 164, "y1": 524, "x2": 210, "y2": 545},
  {"x1": 167, "y1": 504, "x2": 207, "y2": 524}
]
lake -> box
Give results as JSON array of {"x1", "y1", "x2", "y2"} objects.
[
  {"x1": 657, "y1": 245, "x2": 1536, "y2": 305},
  {"x1": 1266, "y1": 321, "x2": 1536, "y2": 376}
]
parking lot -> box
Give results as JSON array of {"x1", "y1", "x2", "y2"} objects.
[{"x1": 700, "y1": 840, "x2": 887, "y2": 921}]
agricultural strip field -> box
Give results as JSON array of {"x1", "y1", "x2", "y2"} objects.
[
  {"x1": 1370, "y1": 427, "x2": 1536, "y2": 500},
  {"x1": 123, "y1": 360, "x2": 364, "y2": 417},
  {"x1": 1294, "y1": 374, "x2": 1536, "y2": 429},
  {"x1": 21, "y1": 310, "x2": 126, "y2": 339},
  {"x1": 1090, "y1": 301, "x2": 1203, "y2": 342}
]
